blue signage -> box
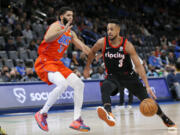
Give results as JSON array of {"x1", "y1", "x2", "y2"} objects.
[{"x1": 0, "y1": 78, "x2": 171, "y2": 112}]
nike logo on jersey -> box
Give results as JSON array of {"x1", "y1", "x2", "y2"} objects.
[{"x1": 119, "y1": 47, "x2": 123, "y2": 51}]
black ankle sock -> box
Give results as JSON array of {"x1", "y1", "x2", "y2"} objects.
[
  {"x1": 104, "y1": 104, "x2": 111, "y2": 113},
  {"x1": 156, "y1": 104, "x2": 164, "y2": 116}
]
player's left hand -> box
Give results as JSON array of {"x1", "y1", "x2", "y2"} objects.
[{"x1": 146, "y1": 87, "x2": 157, "y2": 100}]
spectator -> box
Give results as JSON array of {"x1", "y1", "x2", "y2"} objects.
[
  {"x1": 5, "y1": 10, "x2": 16, "y2": 25},
  {"x1": 146, "y1": 65, "x2": 159, "y2": 77},
  {"x1": 22, "y1": 24, "x2": 33, "y2": 44},
  {"x1": 174, "y1": 44, "x2": 180, "y2": 59},
  {"x1": 160, "y1": 35, "x2": 167, "y2": 46},
  {"x1": 167, "y1": 52, "x2": 176, "y2": 65},
  {"x1": 11, "y1": 24, "x2": 23, "y2": 38},
  {"x1": 5, "y1": 37, "x2": 17, "y2": 52},
  {"x1": 16, "y1": 36, "x2": 25, "y2": 50},
  {"x1": 167, "y1": 63, "x2": 180, "y2": 100},
  {"x1": 61, "y1": 52, "x2": 71, "y2": 68},
  {"x1": 73, "y1": 68, "x2": 83, "y2": 79},
  {"x1": 71, "y1": 51, "x2": 79, "y2": 67},
  {"x1": 27, "y1": 40, "x2": 38, "y2": 51},
  {"x1": 148, "y1": 51, "x2": 162, "y2": 69},
  {"x1": 161, "y1": 44, "x2": 168, "y2": 55},
  {"x1": 78, "y1": 52, "x2": 87, "y2": 67},
  {"x1": 10, "y1": 68, "x2": 19, "y2": 82},
  {"x1": 91, "y1": 67, "x2": 105, "y2": 79},
  {"x1": 21, "y1": 68, "x2": 38, "y2": 82},
  {"x1": 1, "y1": 66, "x2": 11, "y2": 82},
  {"x1": 155, "y1": 46, "x2": 162, "y2": 57},
  {"x1": 160, "y1": 51, "x2": 168, "y2": 65},
  {"x1": 175, "y1": 60, "x2": 180, "y2": 83},
  {"x1": 16, "y1": 60, "x2": 26, "y2": 77},
  {"x1": 0, "y1": 25, "x2": 11, "y2": 42}
]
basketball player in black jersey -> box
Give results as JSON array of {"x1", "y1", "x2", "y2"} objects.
[{"x1": 84, "y1": 19, "x2": 176, "y2": 129}]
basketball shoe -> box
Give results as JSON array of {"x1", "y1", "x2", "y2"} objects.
[
  {"x1": 35, "y1": 111, "x2": 48, "y2": 131},
  {"x1": 97, "y1": 106, "x2": 116, "y2": 126},
  {"x1": 69, "y1": 117, "x2": 90, "y2": 132},
  {"x1": 161, "y1": 115, "x2": 177, "y2": 130}
]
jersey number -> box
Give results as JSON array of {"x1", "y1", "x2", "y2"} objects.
[
  {"x1": 118, "y1": 59, "x2": 123, "y2": 67},
  {"x1": 58, "y1": 45, "x2": 65, "y2": 53}
]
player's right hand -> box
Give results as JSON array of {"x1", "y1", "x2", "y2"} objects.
[
  {"x1": 83, "y1": 66, "x2": 90, "y2": 79},
  {"x1": 147, "y1": 87, "x2": 157, "y2": 100}
]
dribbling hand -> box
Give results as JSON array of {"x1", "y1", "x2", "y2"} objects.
[{"x1": 146, "y1": 87, "x2": 157, "y2": 100}]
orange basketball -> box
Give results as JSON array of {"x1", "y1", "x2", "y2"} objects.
[{"x1": 139, "y1": 98, "x2": 158, "y2": 117}]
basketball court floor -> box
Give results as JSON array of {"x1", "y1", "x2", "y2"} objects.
[{"x1": 0, "y1": 102, "x2": 180, "y2": 135}]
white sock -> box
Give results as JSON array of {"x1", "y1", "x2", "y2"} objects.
[
  {"x1": 67, "y1": 73, "x2": 84, "y2": 120},
  {"x1": 40, "y1": 72, "x2": 68, "y2": 114}
]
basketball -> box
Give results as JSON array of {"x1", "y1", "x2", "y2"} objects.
[{"x1": 139, "y1": 98, "x2": 158, "y2": 117}]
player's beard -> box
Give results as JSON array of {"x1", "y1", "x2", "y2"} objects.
[
  {"x1": 63, "y1": 17, "x2": 68, "y2": 25},
  {"x1": 109, "y1": 35, "x2": 117, "y2": 41}
]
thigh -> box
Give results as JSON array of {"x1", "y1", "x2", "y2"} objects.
[
  {"x1": 48, "y1": 72, "x2": 68, "y2": 87},
  {"x1": 101, "y1": 79, "x2": 118, "y2": 96},
  {"x1": 123, "y1": 76, "x2": 149, "y2": 101}
]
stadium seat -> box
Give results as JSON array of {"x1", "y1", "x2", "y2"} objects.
[
  {"x1": 0, "y1": 59, "x2": 4, "y2": 69},
  {"x1": 8, "y1": 51, "x2": 18, "y2": 60},
  {"x1": 29, "y1": 50, "x2": 38, "y2": 60},
  {"x1": 0, "y1": 36, "x2": 5, "y2": 47},
  {"x1": 0, "y1": 51, "x2": 8, "y2": 59},
  {"x1": 19, "y1": 50, "x2": 29, "y2": 60},
  {"x1": 4, "y1": 59, "x2": 14, "y2": 68}
]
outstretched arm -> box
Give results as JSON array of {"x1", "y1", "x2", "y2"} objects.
[
  {"x1": 125, "y1": 41, "x2": 157, "y2": 99},
  {"x1": 44, "y1": 21, "x2": 72, "y2": 42},
  {"x1": 83, "y1": 38, "x2": 104, "y2": 78},
  {"x1": 71, "y1": 31, "x2": 90, "y2": 55}
]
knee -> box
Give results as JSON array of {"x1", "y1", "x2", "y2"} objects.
[
  {"x1": 48, "y1": 72, "x2": 68, "y2": 89},
  {"x1": 56, "y1": 79, "x2": 68, "y2": 90}
]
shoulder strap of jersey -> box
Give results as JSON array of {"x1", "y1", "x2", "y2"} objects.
[
  {"x1": 123, "y1": 37, "x2": 128, "y2": 54},
  {"x1": 106, "y1": 36, "x2": 109, "y2": 47}
]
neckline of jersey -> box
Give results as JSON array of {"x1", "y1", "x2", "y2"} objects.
[{"x1": 108, "y1": 37, "x2": 123, "y2": 48}]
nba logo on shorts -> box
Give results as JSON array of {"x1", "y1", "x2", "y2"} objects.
[{"x1": 13, "y1": 88, "x2": 26, "y2": 104}]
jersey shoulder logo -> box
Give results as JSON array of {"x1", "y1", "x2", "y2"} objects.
[{"x1": 119, "y1": 47, "x2": 123, "y2": 51}]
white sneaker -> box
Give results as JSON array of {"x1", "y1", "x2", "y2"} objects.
[
  {"x1": 97, "y1": 107, "x2": 116, "y2": 127},
  {"x1": 126, "y1": 105, "x2": 132, "y2": 110},
  {"x1": 119, "y1": 105, "x2": 125, "y2": 110}
]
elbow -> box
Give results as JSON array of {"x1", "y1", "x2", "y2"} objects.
[
  {"x1": 44, "y1": 36, "x2": 53, "y2": 43},
  {"x1": 44, "y1": 37, "x2": 50, "y2": 43}
]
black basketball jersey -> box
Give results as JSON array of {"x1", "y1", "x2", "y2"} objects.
[{"x1": 103, "y1": 36, "x2": 133, "y2": 74}]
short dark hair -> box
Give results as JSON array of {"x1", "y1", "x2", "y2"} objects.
[
  {"x1": 59, "y1": 6, "x2": 73, "y2": 16},
  {"x1": 107, "y1": 18, "x2": 120, "y2": 27}
]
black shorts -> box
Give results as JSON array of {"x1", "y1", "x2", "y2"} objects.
[{"x1": 103, "y1": 71, "x2": 149, "y2": 101}]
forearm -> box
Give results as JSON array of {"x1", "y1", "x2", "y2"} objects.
[
  {"x1": 82, "y1": 45, "x2": 90, "y2": 55},
  {"x1": 86, "y1": 51, "x2": 96, "y2": 68},
  {"x1": 136, "y1": 66, "x2": 150, "y2": 88},
  {"x1": 45, "y1": 29, "x2": 66, "y2": 42}
]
